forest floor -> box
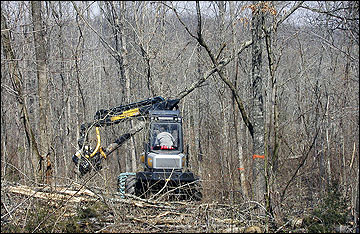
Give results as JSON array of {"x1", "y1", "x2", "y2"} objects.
[{"x1": 1, "y1": 181, "x2": 357, "y2": 233}]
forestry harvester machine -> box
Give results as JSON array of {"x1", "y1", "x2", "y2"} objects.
[{"x1": 72, "y1": 96, "x2": 202, "y2": 201}]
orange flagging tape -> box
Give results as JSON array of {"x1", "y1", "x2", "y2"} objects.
[
  {"x1": 237, "y1": 168, "x2": 245, "y2": 170},
  {"x1": 253, "y1": 154, "x2": 265, "y2": 159}
]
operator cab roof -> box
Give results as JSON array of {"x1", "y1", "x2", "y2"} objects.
[
  {"x1": 149, "y1": 110, "x2": 181, "y2": 122},
  {"x1": 149, "y1": 109, "x2": 180, "y2": 117}
]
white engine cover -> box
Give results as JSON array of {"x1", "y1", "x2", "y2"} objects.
[{"x1": 148, "y1": 152, "x2": 184, "y2": 169}]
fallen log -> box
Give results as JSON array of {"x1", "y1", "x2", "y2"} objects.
[{"x1": 6, "y1": 185, "x2": 97, "y2": 203}]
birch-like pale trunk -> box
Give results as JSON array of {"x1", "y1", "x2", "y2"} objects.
[{"x1": 229, "y1": 0, "x2": 248, "y2": 199}]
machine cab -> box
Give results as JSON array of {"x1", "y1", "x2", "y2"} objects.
[
  {"x1": 142, "y1": 110, "x2": 185, "y2": 171},
  {"x1": 149, "y1": 110, "x2": 183, "y2": 153}
]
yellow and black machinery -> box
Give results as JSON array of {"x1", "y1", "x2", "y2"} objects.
[{"x1": 72, "y1": 96, "x2": 202, "y2": 200}]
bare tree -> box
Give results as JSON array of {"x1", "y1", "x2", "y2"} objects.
[
  {"x1": 31, "y1": 1, "x2": 52, "y2": 184},
  {"x1": 250, "y1": 1, "x2": 266, "y2": 208},
  {"x1": 1, "y1": 9, "x2": 41, "y2": 183}
]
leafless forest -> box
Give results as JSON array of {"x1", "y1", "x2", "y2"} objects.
[{"x1": 1, "y1": 1, "x2": 359, "y2": 233}]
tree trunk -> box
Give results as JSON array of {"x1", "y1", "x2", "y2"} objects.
[
  {"x1": 31, "y1": 1, "x2": 52, "y2": 184},
  {"x1": 229, "y1": 0, "x2": 248, "y2": 200},
  {"x1": 251, "y1": 1, "x2": 266, "y2": 208},
  {"x1": 114, "y1": 1, "x2": 137, "y2": 172},
  {"x1": 1, "y1": 10, "x2": 42, "y2": 183}
]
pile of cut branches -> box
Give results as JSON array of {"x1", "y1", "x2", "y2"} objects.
[{"x1": 1, "y1": 182, "x2": 278, "y2": 233}]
